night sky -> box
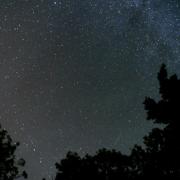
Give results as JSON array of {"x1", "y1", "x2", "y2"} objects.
[{"x1": 0, "y1": 0, "x2": 179, "y2": 179}]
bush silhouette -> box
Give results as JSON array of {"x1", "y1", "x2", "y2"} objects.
[
  {"x1": 54, "y1": 64, "x2": 180, "y2": 179},
  {"x1": 0, "y1": 124, "x2": 27, "y2": 180}
]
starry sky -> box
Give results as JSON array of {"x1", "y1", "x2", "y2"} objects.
[{"x1": 0, "y1": 0, "x2": 179, "y2": 179}]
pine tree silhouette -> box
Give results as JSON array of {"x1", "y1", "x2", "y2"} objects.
[{"x1": 141, "y1": 64, "x2": 180, "y2": 178}]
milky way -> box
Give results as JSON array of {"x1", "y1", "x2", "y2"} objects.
[{"x1": 0, "y1": 0, "x2": 179, "y2": 179}]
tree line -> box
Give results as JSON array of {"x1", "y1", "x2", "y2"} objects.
[{"x1": 1, "y1": 64, "x2": 180, "y2": 179}]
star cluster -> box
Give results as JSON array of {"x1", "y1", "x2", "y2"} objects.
[{"x1": 0, "y1": 0, "x2": 179, "y2": 179}]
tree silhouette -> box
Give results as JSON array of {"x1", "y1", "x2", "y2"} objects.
[
  {"x1": 54, "y1": 64, "x2": 180, "y2": 179},
  {"x1": 0, "y1": 124, "x2": 27, "y2": 180},
  {"x1": 55, "y1": 149, "x2": 131, "y2": 180},
  {"x1": 140, "y1": 64, "x2": 180, "y2": 178}
]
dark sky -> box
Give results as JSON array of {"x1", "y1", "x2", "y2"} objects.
[{"x1": 0, "y1": 0, "x2": 179, "y2": 179}]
